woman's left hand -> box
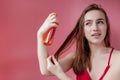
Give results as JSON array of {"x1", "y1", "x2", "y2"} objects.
[
  {"x1": 47, "y1": 56, "x2": 73, "y2": 80},
  {"x1": 47, "y1": 56, "x2": 64, "y2": 76}
]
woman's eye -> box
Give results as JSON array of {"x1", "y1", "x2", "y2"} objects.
[
  {"x1": 85, "y1": 22, "x2": 91, "y2": 26},
  {"x1": 97, "y1": 21, "x2": 104, "y2": 24}
]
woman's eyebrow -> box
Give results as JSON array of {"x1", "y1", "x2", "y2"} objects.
[
  {"x1": 97, "y1": 18, "x2": 105, "y2": 21},
  {"x1": 85, "y1": 20, "x2": 92, "y2": 22}
]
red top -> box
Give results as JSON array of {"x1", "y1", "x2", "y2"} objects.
[{"x1": 77, "y1": 48, "x2": 114, "y2": 80}]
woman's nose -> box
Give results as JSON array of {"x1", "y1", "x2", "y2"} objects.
[{"x1": 92, "y1": 23, "x2": 99, "y2": 31}]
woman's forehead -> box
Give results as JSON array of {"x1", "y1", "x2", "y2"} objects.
[{"x1": 84, "y1": 10, "x2": 105, "y2": 21}]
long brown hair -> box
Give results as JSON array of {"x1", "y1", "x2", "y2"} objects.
[{"x1": 54, "y1": 3, "x2": 111, "y2": 75}]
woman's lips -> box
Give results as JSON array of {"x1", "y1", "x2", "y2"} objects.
[{"x1": 91, "y1": 33, "x2": 101, "y2": 37}]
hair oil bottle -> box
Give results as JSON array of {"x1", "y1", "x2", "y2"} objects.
[{"x1": 43, "y1": 27, "x2": 56, "y2": 45}]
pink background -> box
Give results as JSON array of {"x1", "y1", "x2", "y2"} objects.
[{"x1": 0, "y1": 0, "x2": 120, "y2": 80}]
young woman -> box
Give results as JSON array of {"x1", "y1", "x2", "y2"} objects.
[{"x1": 37, "y1": 4, "x2": 120, "y2": 80}]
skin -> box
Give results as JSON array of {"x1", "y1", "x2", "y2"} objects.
[
  {"x1": 84, "y1": 10, "x2": 107, "y2": 46},
  {"x1": 37, "y1": 13, "x2": 74, "y2": 78},
  {"x1": 84, "y1": 10, "x2": 120, "y2": 80},
  {"x1": 37, "y1": 11, "x2": 120, "y2": 80}
]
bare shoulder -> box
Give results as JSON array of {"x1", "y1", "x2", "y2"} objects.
[
  {"x1": 105, "y1": 49, "x2": 120, "y2": 80},
  {"x1": 111, "y1": 48, "x2": 120, "y2": 65},
  {"x1": 112, "y1": 49, "x2": 120, "y2": 58}
]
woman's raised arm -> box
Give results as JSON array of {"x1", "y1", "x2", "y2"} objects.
[{"x1": 37, "y1": 12, "x2": 59, "y2": 75}]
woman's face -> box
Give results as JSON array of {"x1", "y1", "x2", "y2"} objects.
[{"x1": 84, "y1": 10, "x2": 107, "y2": 45}]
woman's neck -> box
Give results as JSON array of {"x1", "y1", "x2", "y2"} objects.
[{"x1": 89, "y1": 42, "x2": 108, "y2": 57}]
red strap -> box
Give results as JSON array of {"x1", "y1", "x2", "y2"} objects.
[
  {"x1": 108, "y1": 48, "x2": 114, "y2": 66},
  {"x1": 99, "y1": 48, "x2": 114, "y2": 80}
]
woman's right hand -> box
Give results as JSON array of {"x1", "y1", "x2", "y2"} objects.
[{"x1": 37, "y1": 12, "x2": 59, "y2": 37}]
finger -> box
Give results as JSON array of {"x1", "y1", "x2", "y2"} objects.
[
  {"x1": 45, "y1": 13, "x2": 57, "y2": 22},
  {"x1": 49, "y1": 13, "x2": 59, "y2": 24},
  {"x1": 49, "y1": 13, "x2": 58, "y2": 21},
  {"x1": 47, "y1": 13, "x2": 57, "y2": 20},
  {"x1": 50, "y1": 16, "x2": 59, "y2": 25},
  {"x1": 49, "y1": 12, "x2": 57, "y2": 17},
  {"x1": 51, "y1": 18, "x2": 59, "y2": 23},
  {"x1": 50, "y1": 14, "x2": 57, "y2": 20},
  {"x1": 51, "y1": 21, "x2": 59, "y2": 26},
  {"x1": 50, "y1": 23, "x2": 59, "y2": 28},
  {"x1": 47, "y1": 56, "x2": 54, "y2": 65},
  {"x1": 51, "y1": 18, "x2": 59, "y2": 26},
  {"x1": 52, "y1": 56, "x2": 59, "y2": 65}
]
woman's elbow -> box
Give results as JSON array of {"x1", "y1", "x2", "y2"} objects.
[{"x1": 40, "y1": 70, "x2": 52, "y2": 76}]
